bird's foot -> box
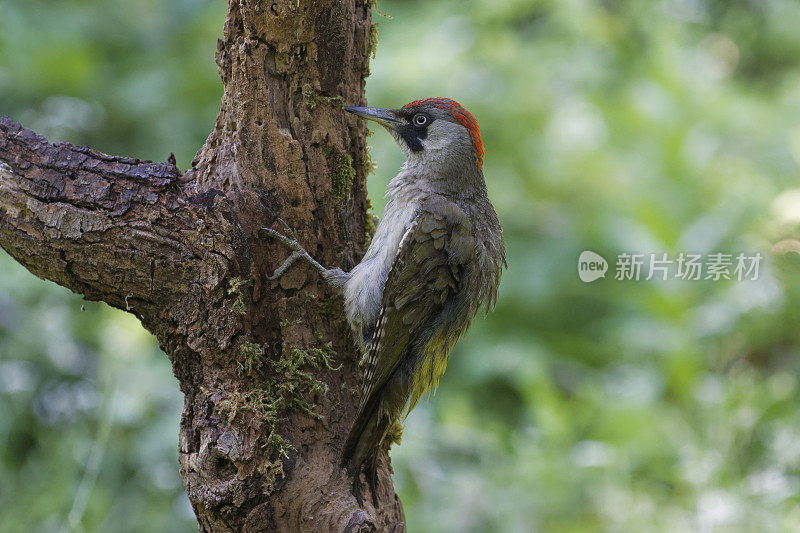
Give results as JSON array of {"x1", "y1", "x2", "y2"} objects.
[{"x1": 260, "y1": 224, "x2": 327, "y2": 281}]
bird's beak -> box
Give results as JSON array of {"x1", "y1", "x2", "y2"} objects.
[{"x1": 343, "y1": 106, "x2": 403, "y2": 130}]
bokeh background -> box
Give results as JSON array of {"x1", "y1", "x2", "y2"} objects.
[{"x1": 3, "y1": 0, "x2": 800, "y2": 531}]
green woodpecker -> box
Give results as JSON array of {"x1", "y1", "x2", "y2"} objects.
[{"x1": 263, "y1": 98, "x2": 505, "y2": 506}]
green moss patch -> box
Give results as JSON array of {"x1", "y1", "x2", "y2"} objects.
[
  {"x1": 218, "y1": 338, "x2": 342, "y2": 492},
  {"x1": 228, "y1": 277, "x2": 252, "y2": 316},
  {"x1": 324, "y1": 146, "x2": 356, "y2": 202},
  {"x1": 238, "y1": 340, "x2": 265, "y2": 376},
  {"x1": 303, "y1": 87, "x2": 344, "y2": 110}
]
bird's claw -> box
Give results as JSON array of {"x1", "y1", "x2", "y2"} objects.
[
  {"x1": 260, "y1": 227, "x2": 309, "y2": 280},
  {"x1": 260, "y1": 227, "x2": 298, "y2": 249},
  {"x1": 266, "y1": 249, "x2": 305, "y2": 280},
  {"x1": 260, "y1": 226, "x2": 326, "y2": 281}
]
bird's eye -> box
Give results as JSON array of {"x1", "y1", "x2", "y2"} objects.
[{"x1": 413, "y1": 114, "x2": 428, "y2": 127}]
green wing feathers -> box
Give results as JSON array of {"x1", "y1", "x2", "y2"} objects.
[{"x1": 341, "y1": 204, "x2": 476, "y2": 472}]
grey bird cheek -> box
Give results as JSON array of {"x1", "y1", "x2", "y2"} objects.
[
  {"x1": 419, "y1": 136, "x2": 450, "y2": 153},
  {"x1": 419, "y1": 121, "x2": 463, "y2": 155}
]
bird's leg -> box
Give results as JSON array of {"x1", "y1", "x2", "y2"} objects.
[{"x1": 260, "y1": 225, "x2": 350, "y2": 292}]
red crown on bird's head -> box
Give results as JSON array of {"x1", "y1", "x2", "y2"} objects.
[{"x1": 402, "y1": 97, "x2": 484, "y2": 169}]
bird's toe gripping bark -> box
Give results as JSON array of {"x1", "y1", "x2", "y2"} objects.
[{"x1": 260, "y1": 227, "x2": 327, "y2": 281}]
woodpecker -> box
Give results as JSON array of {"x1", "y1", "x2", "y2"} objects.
[{"x1": 262, "y1": 97, "x2": 505, "y2": 506}]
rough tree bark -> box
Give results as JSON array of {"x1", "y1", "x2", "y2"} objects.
[{"x1": 0, "y1": 1, "x2": 406, "y2": 531}]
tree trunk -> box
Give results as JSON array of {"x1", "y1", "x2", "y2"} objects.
[{"x1": 0, "y1": 1, "x2": 405, "y2": 531}]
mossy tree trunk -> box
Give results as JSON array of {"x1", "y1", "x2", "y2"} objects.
[{"x1": 0, "y1": 1, "x2": 405, "y2": 531}]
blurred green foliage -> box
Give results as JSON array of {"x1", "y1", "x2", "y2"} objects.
[{"x1": 3, "y1": 0, "x2": 800, "y2": 531}]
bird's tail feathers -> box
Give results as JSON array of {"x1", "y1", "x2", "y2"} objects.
[{"x1": 341, "y1": 390, "x2": 390, "y2": 506}]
